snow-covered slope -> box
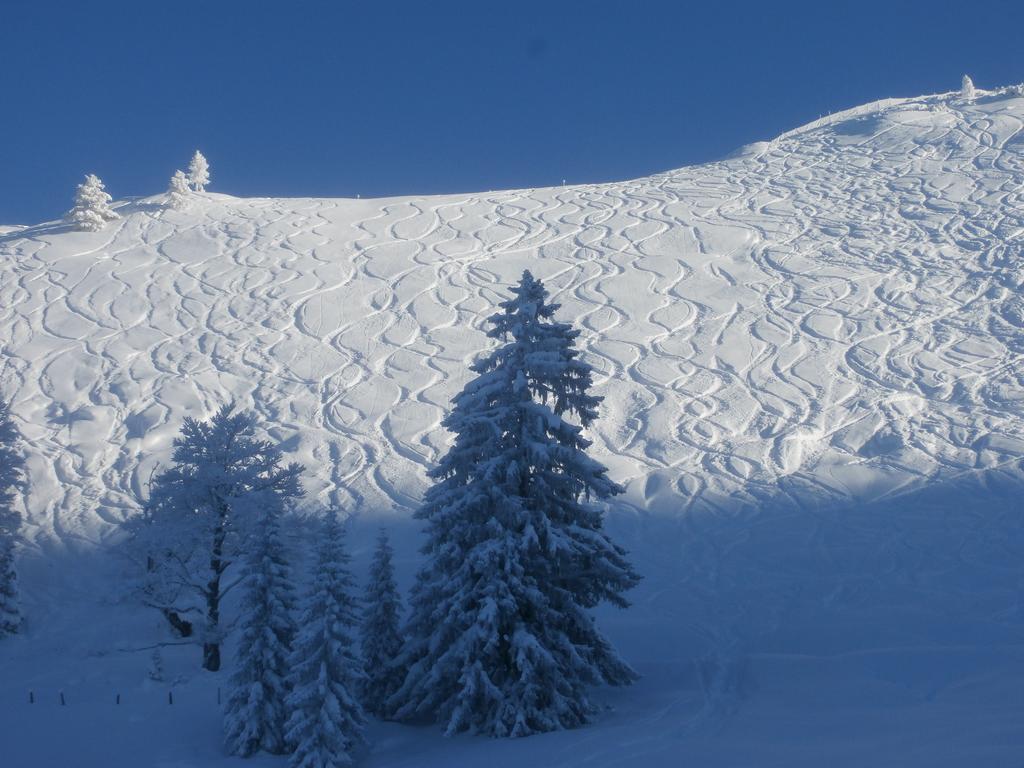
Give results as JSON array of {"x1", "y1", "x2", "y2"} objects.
[
  {"x1": 2, "y1": 87, "x2": 1024, "y2": 766},
  {"x1": 8, "y1": 90, "x2": 1024, "y2": 530}
]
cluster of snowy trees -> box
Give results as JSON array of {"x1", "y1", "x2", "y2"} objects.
[
  {"x1": 130, "y1": 403, "x2": 399, "y2": 765},
  {"x1": 166, "y1": 152, "x2": 209, "y2": 209},
  {"x1": 66, "y1": 150, "x2": 211, "y2": 230},
  {"x1": 1, "y1": 271, "x2": 636, "y2": 764},
  {"x1": 133, "y1": 404, "x2": 304, "y2": 670}
]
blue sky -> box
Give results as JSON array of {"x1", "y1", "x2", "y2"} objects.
[{"x1": 1, "y1": 0, "x2": 1022, "y2": 223}]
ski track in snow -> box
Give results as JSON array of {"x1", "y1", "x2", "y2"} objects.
[{"x1": 2, "y1": 89, "x2": 1024, "y2": 765}]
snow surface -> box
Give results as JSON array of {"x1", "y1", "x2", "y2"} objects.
[{"x1": 2, "y1": 87, "x2": 1024, "y2": 765}]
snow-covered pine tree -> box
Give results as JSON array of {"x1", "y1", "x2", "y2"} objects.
[
  {"x1": 962, "y1": 74, "x2": 976, "y2": 100},
  {"x1": 390, "y1": 270, "x2": 641, "y2": 737},
  {"x1": 167, "y1": 170, "x2": 191, "y2": 210},
  {"x1": 0, "y1": 400, "x2": 25, "y2": 637},
  {"x1": 188, "y1": 150, "x2": 210, "y2": 192},
  {"x1": 224, "y1": 503, "x2": 296, "y2": 757},
  {"x1": 68, "y1": 173, "x2": 120, "y2": 232},
  {"x1": 285, "y1": 513, "x2": 366, "y2": 767},
  {"x1": 360, "y1": 529, "x2": 404, "y2": 717},
  {"x1": 131, "y1": 403, "x2": 303, "y2": 671}
]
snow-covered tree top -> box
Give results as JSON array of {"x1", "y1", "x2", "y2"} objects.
[
  {"x1": 167, "y1": 170, "x2": 191, "y2": 210},
  {"x1": 67, "y1": 173, "x2": 119, "y2": 231},
  {"x1": 188, "y1": 150, "x2": 210, "y2": 192},
  {"x1": 961, "y1": 74, "x2": 976, "y2": 100}
]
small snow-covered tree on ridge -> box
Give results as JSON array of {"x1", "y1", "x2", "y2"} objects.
[
  {"x1": 188, "y1": 150, "x2": 210, "y2": 192},
  {"x1": 390, "y1": 270, "x2": 641, "y2": 737},
  {"x1": 0, "y1": 400, "x2": 26, "y2": 637},
  {"x1": 360, "y1": 528, "x2": 405, "y2": 717},
  {"x1": 167, "y1": 170, "x2": 191, "y2": 210},
  {"x1": 68, "y1": 173, "x2": 120, "y2": 232},
  {"x1": 285, "y1": 513, "x2": 366, "y2": 767},
  {"x1": 224, "y1": 505, "x2": 296, "y2": 757},
  {"x1": 131, "y1": 404, "x2": 303, "y2": 671},
  {"x1": 961, "y1": 74, "x2": 976, "y2": 100}
]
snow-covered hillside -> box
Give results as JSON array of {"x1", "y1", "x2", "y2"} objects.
[{"x1": 2, "y1": 87, "x2": 1024, "y2": 766}]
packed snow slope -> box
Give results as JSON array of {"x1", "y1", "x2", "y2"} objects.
[{"x1": 2, "y1": 87, "x2": 1024, "y2": 766}]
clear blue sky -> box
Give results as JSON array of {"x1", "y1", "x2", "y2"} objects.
[{"x1": 1, "y1": 0, "x2": 1021, "y2": 223}]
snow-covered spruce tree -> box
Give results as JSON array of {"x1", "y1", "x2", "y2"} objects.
[
  {"x1": 188, "y1": 150, "x2": 210, "y2": 192},
  {"x1": 224, "y1": 504, "x2": 296, "y2": 757},
  {"x1": 68, "y1": 173, "x2": 120, "y2": 232},
  {"x1": 131, "y1": 403, "x2": 303, "y2": 671},
  {"x1": 390, "y1": 270, "x2": 641, "y2": 737},
  {"x1": 0, "y1": 400, "x2": 26, "y2": 637},
  {"x1": 167, "y1": 170, "x2": 191, "y2": 210},
  {"x1": 285, "y1": 513, "x2": 366, "y2": 767},
  {"x1": 360, "y1": 528, "x2": 405, "y2": 717},
  {"x1": 962, "y1": 74, "x2": 976, "y2": 100}
]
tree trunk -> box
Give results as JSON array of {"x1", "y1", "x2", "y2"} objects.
[
  {"x1": 202, "y1": 503, "x2": 228, "y2": 672},
  {"x1": 161, "y1": 609, "x2": 193, "y2": 638},
  {"x1": 202, "y1": 571, "x2": 222, "y2": 670},
  {"x1": 202, "y1": 556, "x2": 223, "y2": 671},
  {"x1": 147, "y1": 554, "x2": 193, "y2": 638},
  {"x1": 203, "y1": 640, "x2": 220, "y2": 672}
]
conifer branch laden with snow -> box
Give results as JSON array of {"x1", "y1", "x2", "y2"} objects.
[
  {"x1": 223, "y1": 507, "x2": 297, "y2": 757},
  {"x1": 68, "y1": 173, "x2": 120, "y2": 232},
  {"x1": 188, "y1": 150, "x2": 210, "y2": 192},
  {"x1": 0, "y1": 400, "x2": 26, "y2": 637},
  {"x1": 166, "y1": 170, "x2": 191, "y2": 210},
  {"x1": 285, "y1": 513, "x2": 366, "y2": 767},
  {"x1": 360, "y1": 528, "x2": 405, "y2": 718},
  {"x1": 390, "y1": 270, "x2": 641, "y2": 737}
]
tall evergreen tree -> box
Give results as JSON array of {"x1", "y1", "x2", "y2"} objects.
[
  {"x1": 223, "y1": 505, "x2": 296, "y2": 756},
  {"x1": 360, "y1": 529, "x2": 404, "y2": 717},
  {"x1": 131, "y1": 403, "x2": 303, "y2": 670},
  {"x1": 0, "y1": 400, "x2": 25, "y2": 636},
  {"x1": 391, "y1": 270, "x2": 641, "y2": 737},
  {"x1": 285, "y1": 514, "x2": 366, "y2": 767}
]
